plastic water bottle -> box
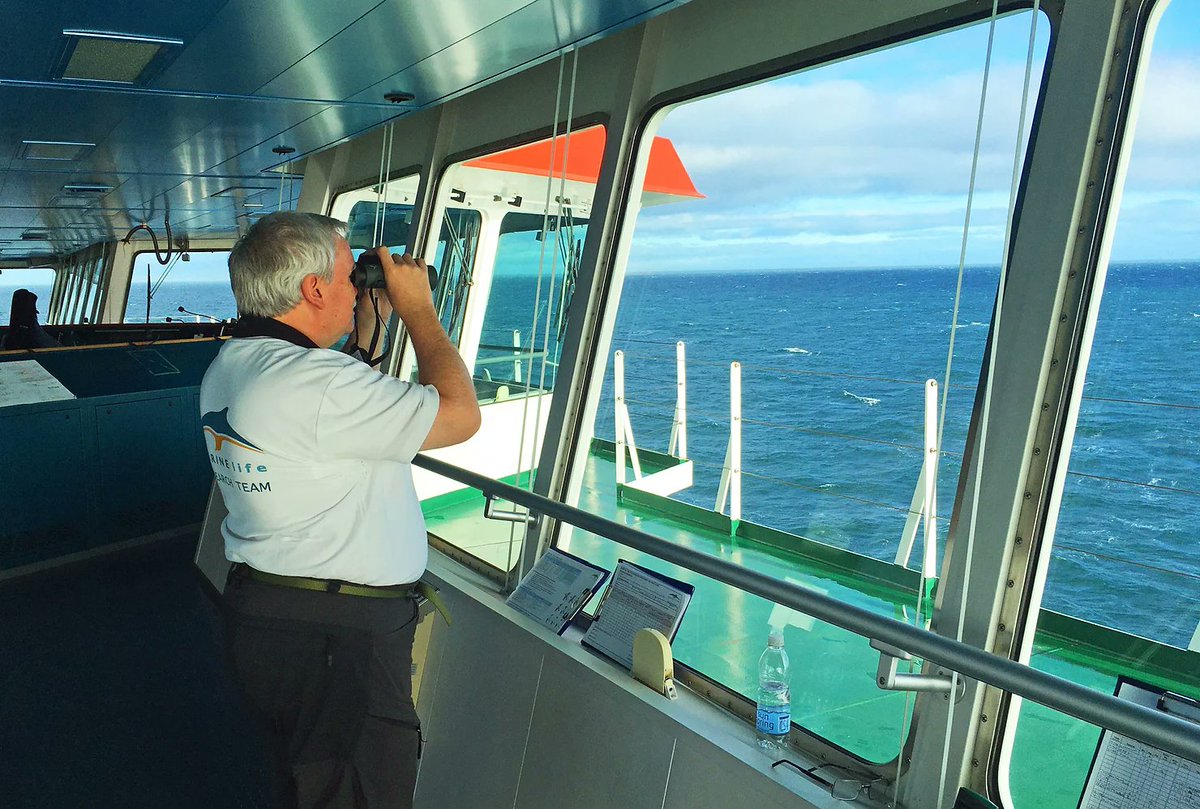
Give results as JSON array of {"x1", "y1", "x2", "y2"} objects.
[{"x1": 755, "y1": 628, "x2": 791, "y2": 750}]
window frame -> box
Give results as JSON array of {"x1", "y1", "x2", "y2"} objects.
[
  {"x1": 539, "y1": 0, "x2": 1061, "y2": 785},
  {"x1": 119, "y1": 247, "x2": 236, "y2": 324},
  {"x1": 991, "y1": 0, "x2": 1193, "y2": 805},
  {"x1": 410, "y1": 120, "x2": 608, "y2": 583}
]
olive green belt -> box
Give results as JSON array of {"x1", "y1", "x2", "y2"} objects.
[
  {"x1": 235, "y1": 564, "x2": 452, "y2": 624},
  {"x1": 241, "y1": 565, "x2": 415, "y2": 598}
]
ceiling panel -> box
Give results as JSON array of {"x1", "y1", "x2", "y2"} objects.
[
  {"x1": 0, "y1": 0, "x2": 693, "y2": 260},
  {"x1": 347, "y1": 1, "x2": 583, "y2": 109},
  {"x1": 155, "y1": 0, "x2": 388, "y2": 96},
  {"x1": 256, "y1": 0, "x2": 532, "y2": 102},
  {"x1": 346, "y1": 0, "x2": 688, "y2": 107}
]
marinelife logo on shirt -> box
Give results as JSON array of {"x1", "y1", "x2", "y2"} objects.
[{"x1": 201, "y1": 408, "x2": 272, "y2": 494}]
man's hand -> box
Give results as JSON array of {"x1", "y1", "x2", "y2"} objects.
[
  {"x1": 363, "y1": 248, "x2": 480, "y2": 448},
  {"x1": 376, "y1": 247, "x2": 435, "y2": 324},
  {"x1": 348, "y1": 287, "x2": 392, "y2": 361}
]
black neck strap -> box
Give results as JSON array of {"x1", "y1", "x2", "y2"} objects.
[{"x1": 231, "y1": 315, "x2": 319, "y2": 349}]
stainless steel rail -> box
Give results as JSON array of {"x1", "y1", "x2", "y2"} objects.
[{"x1": 413, "y1": 453, "x2": 1200, "y2": 764}]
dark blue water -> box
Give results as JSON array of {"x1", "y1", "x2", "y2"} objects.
[
  {"x1": 6, "y1": 263, "x2": 1196, "y2": 646},
  {"x1": 583, "y1": 263, "x2": 1200, "y2": 649}
]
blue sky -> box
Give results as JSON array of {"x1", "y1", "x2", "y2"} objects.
[{"x1": 2, "y1": 2, "x2": 1195, "y2": 292}]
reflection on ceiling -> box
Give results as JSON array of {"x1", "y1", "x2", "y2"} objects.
[{"x1": 0, "y1": 0, "x2": 688, "y2": 264}]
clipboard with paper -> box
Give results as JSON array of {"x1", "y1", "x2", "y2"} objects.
[
  {"x1": 580, "y1": 560, "x2": 694, "y2": 670},
  {"x1": 505, "y1": 547, "x2": 610, "y2": 635},
  {"x1": 1076, "y1": 677, "x2": 1200, "y2": 809}
]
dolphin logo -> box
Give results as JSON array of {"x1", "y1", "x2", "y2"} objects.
[{"x1": 201, "y1": 408, "x2": 263, "y2": 453}]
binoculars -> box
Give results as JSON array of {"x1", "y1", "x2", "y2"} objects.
[{"x1": 351, "y1": 252, "x2": 438, "y2": 292}]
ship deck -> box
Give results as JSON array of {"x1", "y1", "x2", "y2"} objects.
[{"x1": 422, "y1": 449, "x2": 1200, "y2": 809}]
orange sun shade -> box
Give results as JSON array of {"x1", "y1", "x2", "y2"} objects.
[{"x1": 463, "y1": 127, "x2": 703, "y2": 199}]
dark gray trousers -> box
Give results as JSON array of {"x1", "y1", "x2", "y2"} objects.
[{"x1": 223, "y1": 571, "x2": 421, "y2": 809}]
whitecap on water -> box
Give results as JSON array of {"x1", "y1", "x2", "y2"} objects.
[
  {"x1": 842, "y1": 390, "x2": 881, "y2": 406},
  {"x1": 783, "y1": 347, "x2": 812, "y2": 355}
]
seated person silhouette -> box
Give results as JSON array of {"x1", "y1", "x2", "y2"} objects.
[{"x1": 3, "y1": 289, "x2": 61, "y2": 350}]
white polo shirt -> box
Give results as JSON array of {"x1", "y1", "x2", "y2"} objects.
[{"x1": 199, "y1": 318, "x2": 439, "y2": 585}]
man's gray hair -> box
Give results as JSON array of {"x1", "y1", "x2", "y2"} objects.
[{"x1": 228, "y1": 212, "x2": 348, "y2": 317}]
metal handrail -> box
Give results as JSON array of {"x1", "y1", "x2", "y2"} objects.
[
  {"x1": 412, "y1": 453, "x2": 1200, "y2": 765},
  {"x1": 474, "y1": 351, "x2": 547, "y2": 368}
]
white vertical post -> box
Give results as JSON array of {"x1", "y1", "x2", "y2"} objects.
[
  {"x1": 917, "y1": 378, "x2": 940, "y2": 615},
  {"x1": 668, "y1": 341, "x2": 688, "y2": 459},
  {"x1": 614, "y1": 350, "x2": 643, "y2": 487},
  {"x1": 615, "y1": 350, "x2": 627, "y2": 486},
  {"x1": 922, "y1": 379, "x2": 939, "y2": 584},
  {"x1": 896, "y1": 379, "x2": 940, "y2": 584},
  {"x1": 512, "y1": 329, "x2": 523, "y2": 384},
  {"x1": 715, "y1": 361, "x2": 742, "y2": 533},
  {"x1": 730, "y1": 361, "x2": 741, "y2": 530}
]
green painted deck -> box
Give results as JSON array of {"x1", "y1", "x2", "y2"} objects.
[{"x1": 420, "y1": 448, "x2": 1199, "y2": 809}]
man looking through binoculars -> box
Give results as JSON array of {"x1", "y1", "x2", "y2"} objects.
[{"x1": 200, "y1": 211, "x2": 480, "y2": 808}]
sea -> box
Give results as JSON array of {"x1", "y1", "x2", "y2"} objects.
[{"x1": 3, "y1": 261, "x2": 1197, "y2": 647}]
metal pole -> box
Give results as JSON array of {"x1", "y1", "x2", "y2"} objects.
[
  {"x1": 923, "y1": 379, "x2": 939, "y2": 594},
  {"x1": 669, "y1": 341, "x2": 688, "y2": 459},
  {"x1": 730, "y1": 361, "x2": 742, "y2": 532},
  {"x1": 615, "y1": 350, "x2": 627, "y2": 486},
  {"x1": 513, "y1": 329, "x2": 523, "y2": 384},
  {"x1": 411, "y1": 453, "x2": 1200, "y2": 765}
]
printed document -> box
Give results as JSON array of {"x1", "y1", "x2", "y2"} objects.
[
  {"x1": 582, "y1": 560, "x2": 693, "y2": 669},
  {"x1": 0, "y1": 361, "x2": 74, "y2": 408},
  {"x1": 1078, "y1": 680, "x2": 1200, "y2": 809}
]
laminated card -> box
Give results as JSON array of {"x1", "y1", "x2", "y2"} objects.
[{"x1": 506, "y1": 547, "x2": 610, "y2": 635}]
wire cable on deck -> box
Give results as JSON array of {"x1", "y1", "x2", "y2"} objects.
[
  {"x1": 623, "y1": 351, "x2": 974, "y2": 389},
  {"x1": 930, "y1": 2, "x2": 1004, "y2": 801},
  {"x1": 683, "y1": 457, "x2": 923, "y2": 517},
  {"x1": 1053, "y1": 544, "x2": 1200, "y2": 582},
  {"x1": 1066, "y1": 471, "x2": 1200, "y2": 499},
  {"x1": 1080, "y1": 394, "x2": 1200, "y2": 412}
]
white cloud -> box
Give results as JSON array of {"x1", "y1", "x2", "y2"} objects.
[{"x1": 627, "y1": 40, "x2": 1200, "y2": 271}]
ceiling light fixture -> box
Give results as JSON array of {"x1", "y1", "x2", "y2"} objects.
[
  {"x1": 18, "y1": 140, "x2": 95, "y2": 161},
  {"x1": 211, "y1": 185, "x2": 273, "y2": 198},
  {"x1": 61, "y1": 183, "x2": 114, "y2": 195},
  {"x1": 54, "y1": 29, "x2": 183, "y2": 85}
]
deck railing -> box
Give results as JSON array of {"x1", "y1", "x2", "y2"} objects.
[{"x1": 411, "y1": 452, "x2": 1200, "y2": 766}]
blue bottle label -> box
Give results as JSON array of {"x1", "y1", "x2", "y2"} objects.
[{"x1": 756, "y1": 705, "x2": 791, "y2": 735}]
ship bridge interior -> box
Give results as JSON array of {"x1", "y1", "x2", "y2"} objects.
[{"x1": 1, "y1": 1, "x2": 1198, "y2": 808}]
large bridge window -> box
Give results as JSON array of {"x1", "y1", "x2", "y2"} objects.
[
  {"x1": 563, "y1": 12, "x2": 1048, "y2": 767},
  {"x1": 122, "y1": 250, "x2": 234, "y2": 323},
  {"x1": 1, "y1": 269, "x2": 55, "y2": 333},
  {"x1": 332, "y1": 173, "x2": 483, "y2": 344},
  {"x1": 1008, "y1": 3, "x2": 1200, "y2": 807},
  {"x1": 415, "y1": 126, "x2": 604, "y2": 576}
]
